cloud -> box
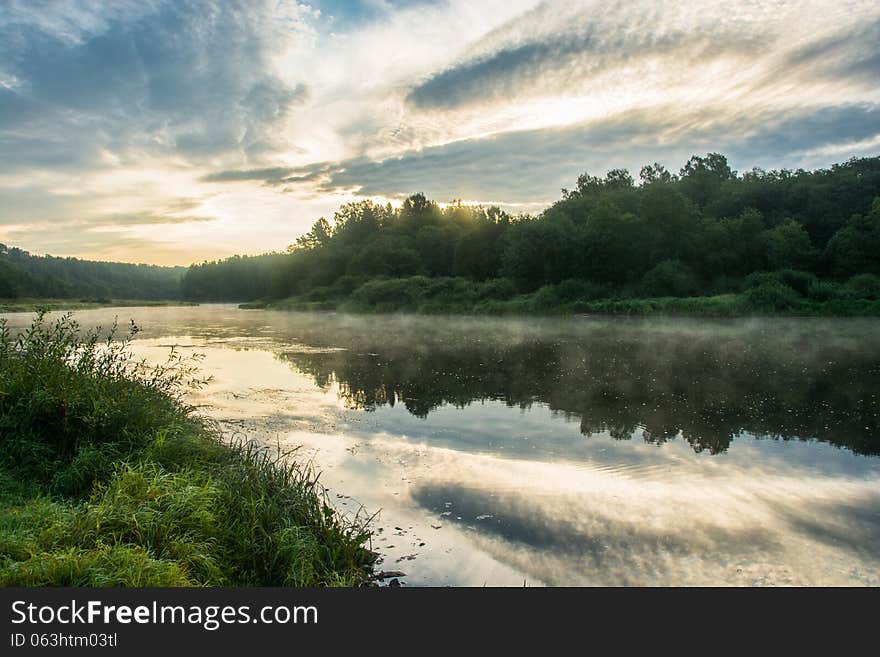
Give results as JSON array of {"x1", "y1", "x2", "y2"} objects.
[
  {"x1": 200, "y1": 167, "x2": 301, "y2": 184},
  {"x1": 2, "y1": 0, "x2": 879, "y2": 263},
  {"x1": 0, "y1": 185, "x2": 217, "y2": 228},
  {"x1": 734, "y1": 104, "x2": 880, "y2": 163},
  {"x1": 95, "y1": 211, "x2": 216, "y2": 227},
  {"x1": 254, "y1": 102, "x2": 880, "y2": 204},
  {"x1": 198, "y1": 162, "x2": 336, "y2": 184},
  {"x1": 406, "y1": 2, "x2": 765, "y2": 111},
  {"x1": 0, "y1": 0, "x2": 310, "y2": 168},
  {"x1": 781, "y1": 17, "x2": 880, "y2": 86},
  {"x1": 312, "y1": 0, "x2": 442, "y2": 28}
]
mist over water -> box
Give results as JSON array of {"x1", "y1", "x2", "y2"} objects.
[{"x1": 4, "y1": 305, "x2": 878, "y2": 585}]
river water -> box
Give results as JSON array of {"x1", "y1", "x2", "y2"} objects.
[{"x1": 4, "y1": 305, "x2": 879, "y2": 586}]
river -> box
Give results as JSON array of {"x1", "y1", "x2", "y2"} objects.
[{"x1": 4, "y1": 304, "x2": 879, "y2": 586}]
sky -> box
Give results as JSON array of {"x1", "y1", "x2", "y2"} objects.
[{"x1": 1, "y1": 0, "x2": 879, "y2": 265}]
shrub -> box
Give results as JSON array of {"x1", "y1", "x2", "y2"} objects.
[
  {"x1": 530, "y1": 285, "x2": 564, "y2": 310},
  {"x1": 476, "y1": 278, "x2": 517, "y2": 301},
  {"x1": 640, "y1": 260, "x2": 699, "y2": 297},
  {"x1": 305, "y1": 286, "x2": 333, "y2": 301},
  {"x1": 329, "y1": 275, "x2": 366, "y2": 297},
  {"x1": 744, "y1": 280, "x2": 800, "y2": 311},
  {"x1": 0, "y1": 313, "x2": 203, "y2": 497},
  {"x1": 0, "y1": 313, "x2": 375, "y2": 586},
  {"x1": 424, "y1": 277, "x2": 475, "y2": 303},
  {"x1": 845, "y1": 273, "x2": 880, "y2": 300},
  {"x1": 349, "y1": 276, "x2": 431, "y2": 310},
  {"x1": 806, "y1": 279, "x2": 841, "y2": 302},
  {"x1": 555, "y1": 279, "x2": 608, "y2": 301},
  {"x1": 743, "y1": 271, "x2": 783, "y2": 289},
  {"x1": 778, "y1": 269, "x2": 817, "y2": 296}
]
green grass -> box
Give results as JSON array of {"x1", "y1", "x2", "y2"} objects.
[
  {"x1": 0, "y1": 299, "x2": 197, "y2": 313},
  {"x1": 0, "y1": 312, "x2": 375, "y2": 586},
  {"x1": 245, "y1": 273, "x2": 880, "y2": 317}
]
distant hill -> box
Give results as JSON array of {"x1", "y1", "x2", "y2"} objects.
[{"x1": 0, "y1": 245, "x2": 185, "y2": 300}]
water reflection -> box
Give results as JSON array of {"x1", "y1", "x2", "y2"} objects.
[
  {"x1": 3, "y1": 306, "x2": 878, "y2": 585},
  {"x1": 276, "y1": 315, "x2": 880, "y2": 456}
]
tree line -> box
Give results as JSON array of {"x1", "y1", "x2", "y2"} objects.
[
  {"x1": 180, "y1": 154, "x2": 880, "y2": 309},
  {"x1": 4, "y1": 153, "x2": 878, "y2": 309},
  {"x1": 0, "y1": 245, "x2": 185, "y2": 300}
]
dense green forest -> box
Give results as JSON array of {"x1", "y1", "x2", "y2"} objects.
[
  {"x1": 0, "y1": 245, "x2": 185, "y2": 300},
  {"x1": 181, "y1": 153, "x2": 880, "y2": 315},
  {"x1": 5, "y1": 154, "x2": 880, "y2": 315}
]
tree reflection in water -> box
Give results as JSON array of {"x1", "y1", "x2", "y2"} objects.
[{"x1": 276, "y1": 316, "x2": 879, "y2": 456}]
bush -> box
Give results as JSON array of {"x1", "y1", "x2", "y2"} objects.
[
  {"x1": 473, "y1": 297, "x2": 533, "y2": 315},
  {"x1": 845, "y1": 273, "x2": 880, "y2": 300},
  {"x1": 555, "y1": 279, "x2": 608, "y2": 301},
  {"x1": 806, "y1": 279, "x2": 841, "y2": 302},
  {"x1": 528, "y1": 279, "x2": 611, "y2": 311},
  {"x1": 476, "y1": 278, "x2": 517, "y2": 301},
  {"x1": 329, "y1": 275, "x2": 366, "y2": 297},
  {"x1": 424, "y1": 277, "x2": 475, "y2": 303},
  {"x1": 0, "y1": 313, "x2": 375, "y2": 586},
  {"x1": 744, "y1": 280, "x2": 801, "y2": 311},
  {"x1": 743, "y1": 271, "x2": 782, "y2": 289},
  {"x1": 778, "y1": 269, "x2": 817, "y2": 296},
  {"x1": 570, "y1": 294, "x2": 744, "y2": 316},
  {"x1": 0, "y1": 313, "x2": 202, "y2": 497},
  {"x1": 640, "y1": 260, "x2": 700, "y2": 297},
  {"x1": 530, "y1": 285, "x2": 563, "y2": 310},
  {"x1": 709, "y1": 276, "x2": 743, "y2": 295},
  {"x1": 348, "y1": 277, "x2": 431, "y2": 310},
  {"x1": 303, "y1": 286, "x2": 328, "y2": 301}
]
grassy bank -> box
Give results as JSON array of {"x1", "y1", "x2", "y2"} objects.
[
  {"x1": 0, "y1": 299, "x2": 197, "y2": 313},
  {"x1": 242, "y1": 271, "x2": 880, "y2": 317},
  {"x1": 0, "y1": 313, "x2": 375, "y2": 586}
]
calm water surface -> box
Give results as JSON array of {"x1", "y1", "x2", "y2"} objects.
[{"x1": 5, "y1": 305, "x2": 879, "y2": 585}]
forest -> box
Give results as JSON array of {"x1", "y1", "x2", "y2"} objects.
[
  {"x1": 0, "y1": 245, "x2": 185, "y2": 301},
  {"x1": 4, "y1": 153, "x2": 880, "y2": 315},
  {"x1": 181, "y1": 153, "x2": 880, "y2": 315}
]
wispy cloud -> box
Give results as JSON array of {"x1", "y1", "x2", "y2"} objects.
[
  {"x1": 202, "y1": 103, "x2": 880, "y2": 204},
  {"x1": 406, "y1": 2, "x2": 766, "y2": 111}
]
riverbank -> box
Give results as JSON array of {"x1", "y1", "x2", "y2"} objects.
[
  {"x1": 0, "y1": 312, "x2": 376, "y2": 586},
  {"x1": 239, "y1": 273, "x2": 880, "y2": 317},
  {"x1": 0, "y1": 299, "x2": 197, "y2": 313}
]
